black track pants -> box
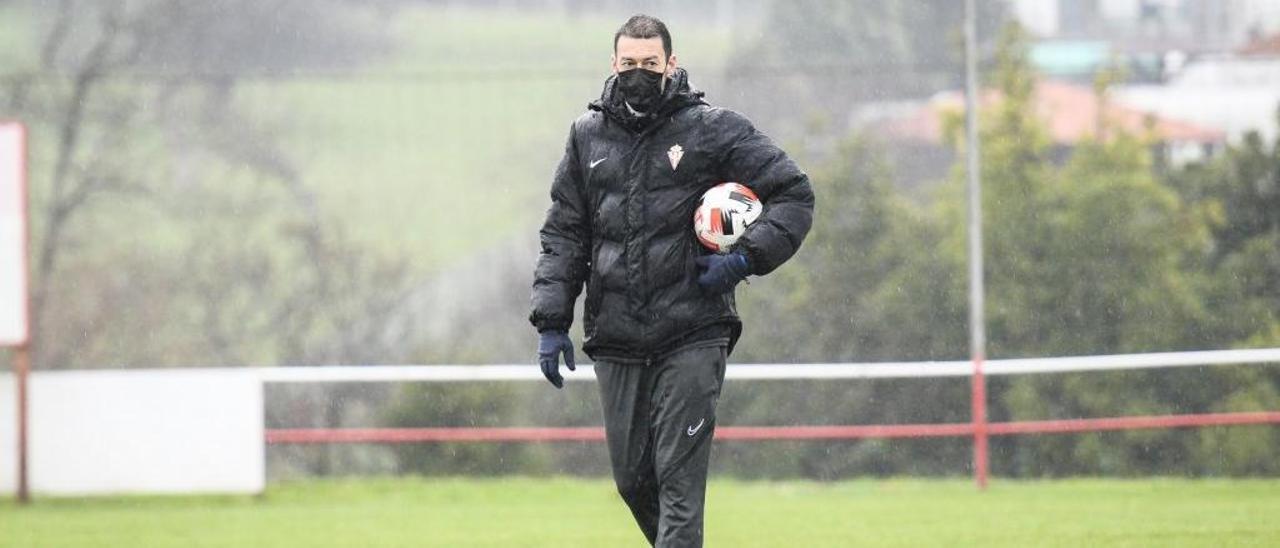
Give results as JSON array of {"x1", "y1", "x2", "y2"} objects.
[{"x1": 594, "y1": 345, "x2": 728, "y2": 548}]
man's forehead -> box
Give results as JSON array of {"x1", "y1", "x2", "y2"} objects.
[{"x1": 615, "y1": 36, "x2": 665, "y2": 59}]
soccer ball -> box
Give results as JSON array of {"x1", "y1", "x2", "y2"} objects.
[{"x1": 693, "y1": 182, "x2": 762, "y2": 253}]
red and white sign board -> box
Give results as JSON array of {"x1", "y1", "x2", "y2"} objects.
[{"x1": 0, "y1": 123, "x2": 27, "y2": 347}]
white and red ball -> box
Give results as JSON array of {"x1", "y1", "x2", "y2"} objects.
[{"x1": 693, "y1": 182, "x2": 762, "y2": 253}]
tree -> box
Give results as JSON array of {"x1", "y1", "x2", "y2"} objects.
[
  {"x1": 727, "y1": 131, "x2": 971, "y2": 477},
  {"x1": 712, "y1": 21, "x2": 1277, "y2": 478},
  {"x1": 735, "y1": 133, "x2": 966, "y2": 363},
  {"x1": 1166, "y1": 113, "x2": 1280, "y2": 346},
  {"x1": 947, "y1": 24, "x2": 1269, "y2": 476},
  {"x1": 3, "y1": 1, "x2": 411, "y2": 477},
  {"x1": 2, "y1": 0, "x2": 408, "y2": 370},
  {"x1": 1163, "y1": 110, "x2": 1280, "y2": 475}
]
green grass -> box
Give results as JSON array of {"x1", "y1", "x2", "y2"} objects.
[
  {"x1": 233, "y1": 7, "x2": 734, "y2": 266},
  {"x1": 3, "y1": 477, "x2": 1279, "y2": 547},
  {"x1": 3, "y1": 6, "x2": 734, "y2": 268}
]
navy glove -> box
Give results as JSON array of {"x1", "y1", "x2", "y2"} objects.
[
  {"x1": 538, "y1": 330, "x2": 576, "y2": 389},
  {"x1": 695, "y1": 252, "x2": 751, "y2": 295}
]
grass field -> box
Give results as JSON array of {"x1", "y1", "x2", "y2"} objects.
[
  {"x1": 3, "y1": 477, "x2": 1279, "y2": 547},
  {"x1": 0, "y1": 4, "x2": 734, "y2": 266},
  {"x1": 224, "y1": 7, "x2": 734, "y2": 265}
]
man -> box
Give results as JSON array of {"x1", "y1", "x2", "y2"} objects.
[{"x1": 530, "y1": 14, "x2": 814, "y2": 547}]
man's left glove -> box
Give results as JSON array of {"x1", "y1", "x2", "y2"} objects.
[
  {"x1": 537, "y1": 330, "x2": 576, "y2": 389},
  {"x1": 695, "y1": 252, "x2": 751, "y2": 295}
]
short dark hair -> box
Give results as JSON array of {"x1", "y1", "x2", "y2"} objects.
[{"x1": 614, "y1": 14, "x2": 672, "y2": 58}]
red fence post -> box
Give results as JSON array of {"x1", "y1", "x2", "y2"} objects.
[
  {"x1": 14, "y1": 345, "x2": 30, "y2": 503},
  {"x1": 972, "y1": 356, "x2": 988, "y2": 490}
]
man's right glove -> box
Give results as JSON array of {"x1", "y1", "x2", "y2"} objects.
[{"x1": 537, "y1": 330, "x2": 576, "y2": 389}]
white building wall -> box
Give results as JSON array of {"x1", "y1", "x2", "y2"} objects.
[
  {"x1": 1235, "y1": 0, "x2": 1280, "y2": 42},
  {"x1": 0, "y1": 368, "x2": 264, "y2": 496},
  {"x1": 1011, "y1": 0, "x2": 1061, "y2": 37}
]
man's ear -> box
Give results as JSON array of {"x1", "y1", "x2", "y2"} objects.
[
  {"x1": 666, "y1": 54, "x2": 678, "y2": 76},
  {"x1": 610, "y1": 54, "x2": 619, "y2": 74}
]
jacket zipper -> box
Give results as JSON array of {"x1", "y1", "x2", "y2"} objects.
[{"x1": 620, "y1": 116, "x2": 672, "y2": 357}]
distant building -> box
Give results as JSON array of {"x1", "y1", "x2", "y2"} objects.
[
  {"x1": 1011, "y1": 0, "x2": 1280, "y2": 85},
  {"x1": 859, "y1": 79, "x2": 1225, "y2": 186},
  {"x1": 1003, "y1": 0, "x2": 1280, "y2": 146},
  {"x1": 1027, "y1": 40, "x2": 1171, "y2": 84},
  {"x1": 1010, "y1": 0, "x2": 1280, "y2": 51},
  {"x1": 1115, "y1": 54, "x2": 1280, "y2": 144},
  {"x1": 1238, "y1": 31, "x2": 1280, "y2": 57}
]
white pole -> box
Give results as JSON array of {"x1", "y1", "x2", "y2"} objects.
[{"x1": 963, "y1": 0, "x2": 988, "y2": 490}]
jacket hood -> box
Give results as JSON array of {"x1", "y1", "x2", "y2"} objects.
[{"x1": 590, "y1": 67, "x2": 707, "y2": 126}]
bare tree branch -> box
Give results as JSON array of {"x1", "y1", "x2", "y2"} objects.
[
  {"x1": 39, "y1": 0, "x2": 75, "y2": 70},
  {"x1": 31, "y1": 2, "x2": 129, "y2": 366}
]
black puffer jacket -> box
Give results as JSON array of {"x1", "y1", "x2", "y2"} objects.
[{"x1": 530, "y1": 68, "x2": 814, "y2": 362}]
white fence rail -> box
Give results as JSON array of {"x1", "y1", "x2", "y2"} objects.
[
  {"x1": 255, "y1": 347, "x2": 1280, "y2": 383},
  {"x1": 5, "y1": 347, "x2": 1278, "y2": 496}
]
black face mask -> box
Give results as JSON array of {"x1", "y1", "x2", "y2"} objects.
[{"x1": 616, "y1": 68, "x2": 665, "y2": 113}]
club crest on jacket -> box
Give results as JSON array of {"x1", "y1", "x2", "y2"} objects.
[{"x1": 668, "y1": 144, "x2": 684, "y2": 170}]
